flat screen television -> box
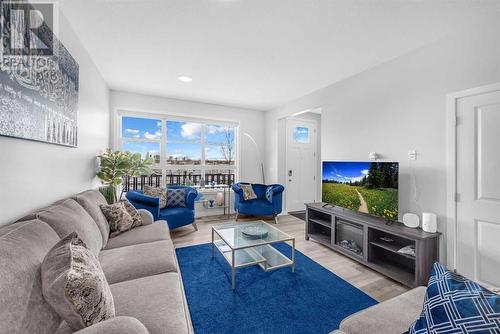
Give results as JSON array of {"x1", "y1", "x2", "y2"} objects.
[{"x1": 322, "y1": 161, "x2": 399, "y2": 221}]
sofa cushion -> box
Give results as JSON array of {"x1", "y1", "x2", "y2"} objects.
[
  {"x1": 408, "y1": 262, "x2": 500, "y2": 334},
  {"x1": 339, "y1": 287, "x2": 426, "y2": 334},
  {"x1": 56, "y1": 316, "x2": 148, "y2": 334},
  {"x1": 74, "y1": 190, "x2": 111, "y2": 247},
  {"x1": 99, "y1": 240, "x2": 177, "y2": 284},
  {"x1": 0, "y1": 220, "x2": 62, "y2": 334},
  {"x1": 237, "y1": 198, "x2": 274, "y2": 216},
  {"x1": 16, "y1": 198, "x2": 68, "y2": 223},
  {"x1": 42, "y1": 233, "x2": 115, "y2": 331},
  {"x1": 35, "y1": 199, "x2": 103, "y2": 255},
  {"x1": 104, "y1": 221, "x2": 170, "y2": 250},
  {"x1": 159, "y1": 207, "x2": 195, "y2": 230},
  {"x1": 110, "y1": 273, "x2": 189, "y2": 334}
]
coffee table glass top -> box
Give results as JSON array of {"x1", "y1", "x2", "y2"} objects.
[{"x1": 212, "y1": 221, "x2": 293, "y2": 250}]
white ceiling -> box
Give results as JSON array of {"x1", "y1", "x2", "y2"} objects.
[{"x1": 60, "y1": 0, "x2": 500, "y2": 111}]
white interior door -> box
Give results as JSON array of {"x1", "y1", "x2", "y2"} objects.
[
  {"x1": 456, "y1": 88, "x2": 500, "y2": 287},
  {"x1": 285, "y1": 118, "x2": 317, "y2": 212}
]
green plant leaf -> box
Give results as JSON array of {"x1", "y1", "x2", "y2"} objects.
[{"x1": 97, "y1": 148, "x2": 155, "y2": 185}]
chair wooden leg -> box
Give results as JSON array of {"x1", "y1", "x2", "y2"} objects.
[
  {"x1": 235, "y1": 212, "x2": 239, "y2": 221},
  {"x1": 273, "y1": 214, "x2": 279, "y2": 224},
  {"x1": 192, "y1": 222, "x2": 198, "y2": 231}
]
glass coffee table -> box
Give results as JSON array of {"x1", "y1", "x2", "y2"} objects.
[{"x1": 211, "y1": 220, "x2": 295, "y2": 290}]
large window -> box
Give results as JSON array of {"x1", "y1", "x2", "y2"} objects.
[
  {"x1": 166, "y1": 120, "x2": 202, "y2": 165},
  {"x1": 205, "y1": 124, "x2": 235, "y2": 165},
  {"x1": 121, "y1": 116, "x2": 162, "y2": 163},
  {"x1": 119, "y1": 113, "x2": 237, "y2": 186}
]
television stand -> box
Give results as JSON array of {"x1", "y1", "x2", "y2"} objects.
[{"x1": 305, "y1": 202, "x2": 440, "y2": 287}]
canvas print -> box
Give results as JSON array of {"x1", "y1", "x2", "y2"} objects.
[
  {"x1": 322, "y1": 161, "x2": 399, "y2": 220},
  {"x1": 0, "y1": 3, "x2": 79, "y2": 147}
]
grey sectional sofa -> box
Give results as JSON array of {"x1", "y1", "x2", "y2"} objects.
[
  {"x1": 0, "y1": 189, "x2": 192, "y2": 334},
  {"x1": 332, "y1": 286, "x2": 426, "y2": 334}
]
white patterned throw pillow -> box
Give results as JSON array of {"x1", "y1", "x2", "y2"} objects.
[
  {"x1": 100, "y1": 200, "x2": 142, "y2": 238},
  {"x1": 41, "y1": 233, "x2": 115, "y2": 331},
  {"x1": 121, "y1": 199, "x2": 144, "y2": 229},
  {"x1": 143, "y1": 185, "x2": 167, "y2": 208},
  {"x1": 240, "y1": 184, "x2": 257, "y2": 201}
]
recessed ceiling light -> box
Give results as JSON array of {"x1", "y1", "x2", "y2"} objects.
[{"x1": 178, "y1": 75, "x2": 193, "y2": 83}]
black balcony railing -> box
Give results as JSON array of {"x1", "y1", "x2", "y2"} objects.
[
  {"x1": 122, "y1": 174, "x2": 163, "y2": 193},
  {"x1": 122, "y1": 171, "x2": 235, "y2": 192}
]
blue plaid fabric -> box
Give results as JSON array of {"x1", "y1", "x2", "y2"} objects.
[
  {"x1": 265, "y1": 186, "x2": 273, "y2": 203},
  {"x1": 408, "y1": 262, "x2": 500, "y2": 334},
  {"x1": 166, "y1": 188, "x2": 186, "y2": 207}
]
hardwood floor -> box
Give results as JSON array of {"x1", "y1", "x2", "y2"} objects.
[{"x1": 171, "y1": 214, "x2": 409, "y2": 302}]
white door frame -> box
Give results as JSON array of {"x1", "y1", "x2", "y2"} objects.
[
  {"x1": 446, "y1": 82, "x2": 500, "y2": 270},
  {"x1": 285, "y1": 117, "x2": 319, "y2": 212}
]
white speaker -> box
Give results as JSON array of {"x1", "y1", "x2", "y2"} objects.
[
  {"x1": 422, "y1": 212, "x2": 437, "y2": 233},
  {"x1": 402, "y1": 213, "x2": 420, "y2": 228}
]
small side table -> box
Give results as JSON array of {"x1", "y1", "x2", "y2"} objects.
[{"x1": 194, "y1": 184, "x2": 232, "y2": 218}]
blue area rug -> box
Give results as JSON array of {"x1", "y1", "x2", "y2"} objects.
[{"x1": 176, "y1": 242, "x2": 377, "y2": 334}]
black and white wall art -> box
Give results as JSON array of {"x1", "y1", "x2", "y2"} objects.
[{"x1": 0, "y1": 2, "x2": 79, "y2": 147}]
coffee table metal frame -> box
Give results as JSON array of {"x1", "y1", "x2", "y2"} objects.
[{"x1": 211, "y1": 221, "x2": 295, "y2": 290}]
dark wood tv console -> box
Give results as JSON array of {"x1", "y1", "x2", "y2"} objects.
[{"x1": 305, "y1": 203, "x2": 440, "y2": 287}]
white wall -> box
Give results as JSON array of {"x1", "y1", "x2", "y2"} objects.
[
  {"x1": 265, "y1": 23, "x2": 500, "y2": 261},
  {"x1": 0, "y1": 11, "x2": 110, "y2": 226},
  {"x1": 109, "y1": 91, "x2": 265, "y2": 183}
]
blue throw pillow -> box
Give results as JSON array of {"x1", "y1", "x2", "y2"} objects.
[
  {"x1": 166, "y1": 188, "x2": 186, "y2": 207},
  {"x1": 265, "y1": 186, "x2": 273, "y2": 203},
  {"x1": 408, "y1": 262, "x2": 500, "y2": 334}
]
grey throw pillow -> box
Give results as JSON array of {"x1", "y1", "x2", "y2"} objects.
[
  {"x1": 241, "y1": 184, "x2": 257, "y2": 200},
  {"x1": 41, "y1": 232, "x2": 115, "y2": 331},
  {"x1": 167, "y1": 188, "x2": 186, "y2": 207},
  {"x1": 143, "y1": 185, "x2": 167, "y2": 208},
  {"x1": 100, "y1": 201, "x2": 139, "y2": 238}
]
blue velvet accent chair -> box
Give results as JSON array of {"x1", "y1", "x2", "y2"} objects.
[
  {"x1": 232, "y1": 183, "x2": 284, "y2": 224},
  {"x1": 126, "y1": 185, "x2": 198, "y2": 231}
]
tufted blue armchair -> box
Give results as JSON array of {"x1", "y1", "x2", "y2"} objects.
[
  {"x1": 126, "y1": 185, "x2": 198, "y2": 231},
  {"x1": 232, "y1": 183, "x2": 284, "y2": 224}
]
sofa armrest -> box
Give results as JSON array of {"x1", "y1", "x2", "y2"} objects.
[
  {"x1": 231, "y1": 183, "x2": 244, "y2": 196},
  {"x1": 137, "y1": 209, "x2": 154, "y2": 225},
  {"x1": 185, "y1": 188, "x2": 198, "y2": 210},
  {"x1": 127, "y1": 191, "x2": 160, "y2": 206},
  {"x1": 339, "y1": 286, "x2": 426, "y2": 334},
  {"x1": 155, "y1": 219, "x2": 170, "y2": 232},
  {"x1": 72, "y1": 316, "x2": 148, "y2": 334},
  {"x1": 270, "y1": 184, "x2": 285, "y2": 195},
  {"x1": 126, "y1": 191, "x2": 160, "y2": 220}
]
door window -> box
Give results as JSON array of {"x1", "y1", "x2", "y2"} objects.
[{"x1": 293, "y1": 126, "x2": 310, "y2": 143}]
